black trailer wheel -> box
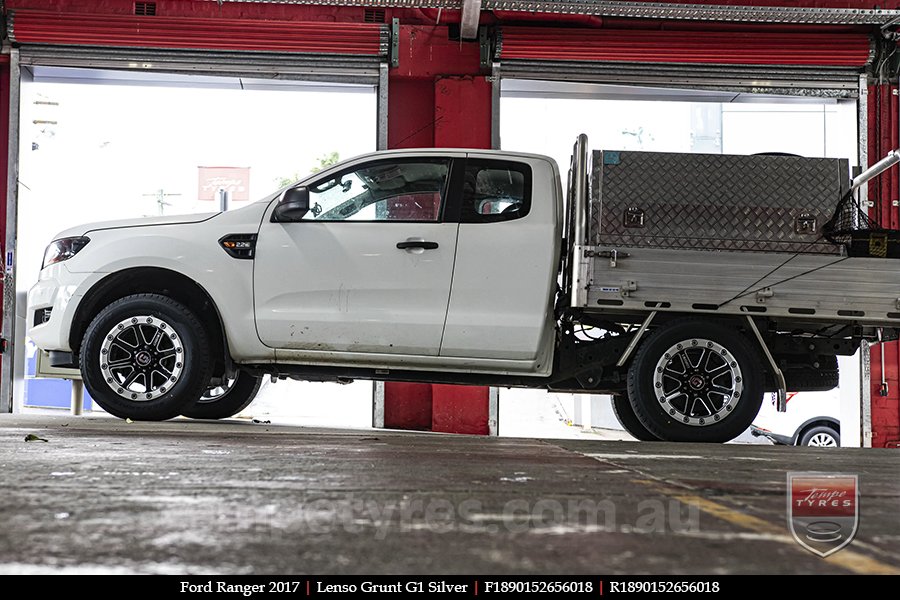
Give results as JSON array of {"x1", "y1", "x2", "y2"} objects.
[
  {"x1": 627, "y1": 320, "x2": 764, "y2": 443},
  {"x1": 182, "y1": 371, "x2": 263, "y2": 420},
  {"x1": 611, "y1": 394, "x2": 660, "y2": 441},
  {"x1": 80, "y1": 294, "x2": 212, "y2": 421}
]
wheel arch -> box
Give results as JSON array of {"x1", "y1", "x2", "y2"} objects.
[
  {"x1": 628, "y1": 315, "x2": 774, "y2": 375},
  {"x1": 793, "y1": 417, "x2": 840, "y2": 445},
  {"x1": 70, "y1": 267, "x2": 231, "y2": 378}
]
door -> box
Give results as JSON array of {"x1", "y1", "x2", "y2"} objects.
[
  {"x1": 254, "y1": 156, "x2": 459, "y2": 356},
  {"x1": 440, "y1": 156, "x2": 560, "y2": 362}
]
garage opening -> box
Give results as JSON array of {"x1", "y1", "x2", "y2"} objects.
[
  {"x1": 16, "y1": 65, "x2": 377, "y2": 424},
  {"x1": 501, "y1": 79, "x2": 858, "y2": 173},
  {"x1": 499, "y1": 78, "x2": 862, "y2": 444}
]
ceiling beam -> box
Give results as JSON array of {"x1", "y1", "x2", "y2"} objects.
[{"x1": 199, "y1": 0, "x2": 900, "y2": 26}]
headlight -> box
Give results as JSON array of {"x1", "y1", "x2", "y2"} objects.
[{"x1": 42, "y1": 237, "x2": 90, "y2": 269}]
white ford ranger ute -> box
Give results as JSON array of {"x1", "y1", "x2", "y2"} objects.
[
  {"x1": 28, "y1": 148, "x2": 562, "y2": 423},
  {"x1": 28, "y1": 136, "x2": 892, "y2": 443}
]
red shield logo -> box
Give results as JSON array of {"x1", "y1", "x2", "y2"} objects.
[{"x1": 787, "y1": 472, "x2": 859, "y2": 557}]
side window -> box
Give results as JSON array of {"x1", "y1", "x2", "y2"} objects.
[
  {"x1": 303, "y1": 159, "x2": 450, "y2": 222},
  {"x1": 461, "y1": 160, "x2": 532, "y2": 223}
]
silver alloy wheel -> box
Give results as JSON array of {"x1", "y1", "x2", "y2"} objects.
[
  {"x1": 807, "y1": 432, "x2": 838, "y2": 447},
  {"x1": 198, "y1": 377, "x2": 236, "y2": 404},
  {"x1": 652, "y1": 338, "x2": 743, "y2": 427},
  {"x1": 99, "y1": 315, "x2": 184, "y2": 401}
]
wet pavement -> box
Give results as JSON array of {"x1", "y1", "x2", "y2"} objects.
[{"x1": 0, "y1": 414, "x2": 897, "y2": 575}]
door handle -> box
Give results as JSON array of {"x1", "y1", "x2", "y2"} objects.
[{"x1": 396, "y1": 240, "x2": 439, "y2": 250}]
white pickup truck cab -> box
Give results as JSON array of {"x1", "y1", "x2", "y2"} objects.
[
  {"x1": 27, "y1": 136, "x2": 895, "y2": 443},
  {"x1": 28, "y1": 149, "x2": 562, "y2": 421}
]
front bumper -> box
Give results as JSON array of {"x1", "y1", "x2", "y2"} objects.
[{"x1": 26, "y1": 264, "x2": 102, "y2": 353}]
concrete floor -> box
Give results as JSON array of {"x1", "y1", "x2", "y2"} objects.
[{"x1": 0, "y1": 414, "x2": 897, "y2": 575}]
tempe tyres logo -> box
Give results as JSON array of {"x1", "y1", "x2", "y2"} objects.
[{"x1": 787, "y1": 473, "x2": 859, "y2": 557}]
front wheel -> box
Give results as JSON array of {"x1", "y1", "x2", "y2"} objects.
[
  {"x1": 80, "y1": 294, "x2": 213, "y2": 421},
  {"x1": 182, "y1": 371, "x2": 263, "y2": 420},
  {"x1": 627, "y1": 320, "x2": 764, "y2": 443}
]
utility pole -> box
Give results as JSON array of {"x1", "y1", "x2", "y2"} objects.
[
  {"x1": 216, "y1": 188, "x2": 231, "y2": 212},
  {"x1": 142, "y1": 188, "x2": 182, "y2": 215}
]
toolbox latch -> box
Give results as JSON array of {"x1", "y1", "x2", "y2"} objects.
[
  {"x1": 623, "y1": 207, "x2": 645, "y2": 228},
  {"x1": 589, "y1": 249, "x2": 630, "y2": 267},
  {"x1": 795, "y1": 212, "x2": 817, "y2": 234}
]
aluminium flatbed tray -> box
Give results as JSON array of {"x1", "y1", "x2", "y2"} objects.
[{"x1": 581, "y1": 245, "x2": 900, "y2": 327}]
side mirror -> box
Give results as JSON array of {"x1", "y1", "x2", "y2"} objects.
[{"x1": 272, "y1": 188, "x2": 310, "y2": 222}]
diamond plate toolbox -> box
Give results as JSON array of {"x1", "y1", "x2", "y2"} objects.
[{"x1": 590, "y1": 150, "x2": 850, "y2": 254}]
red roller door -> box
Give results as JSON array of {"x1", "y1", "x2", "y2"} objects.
[
  {"x1": 498, "y1": 27, "x2": 871, "y2": 67},
  {"x1": 8, "y1": 9, "x2": 386, "y2": 56},
  {"x1": 496, "y1": 26, "x2": 872, "y2": 95}
]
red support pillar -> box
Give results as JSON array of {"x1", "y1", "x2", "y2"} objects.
[
  {"x1": 383, "y1": 24, "x2": 493, "y2": 435},
  {"x1": 870, "y1": 344, "x2": 900, "y2": 447},
  {"x1": 382, "y1": 382, "x2": 433, "y2": 431},
  {"x1": 0, "y1": 57, "x2": 10, "y2": 401},
  {"x1": 433, "y1": 76, "x2": 492, "y2": 148},
  {"x1": 867, "y1": 82, "x2": 900, "y2": 447}
]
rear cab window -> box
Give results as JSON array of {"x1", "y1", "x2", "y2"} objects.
[{"x1": 460, "y1": 160, "x2": 532, "y2": 223}]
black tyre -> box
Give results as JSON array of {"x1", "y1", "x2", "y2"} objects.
[
  {"x1": 80, "y1": 293, "x2": 212, "y2": 421},
  {"x1": 611, "y1": 394, "x2": 660, "y2": 441},
  {"x1": 182, "y1": 371, "x2": 263, "y2": 420},
  {"x1": 783, "y1": 355, "x2": 839, "y2": 392},
  {"x1": 627, "y1": 320, "x2": 765, "y2": 443},
  {"x1": 799, "y1": 425, "x2": 840, "y2": 447}
]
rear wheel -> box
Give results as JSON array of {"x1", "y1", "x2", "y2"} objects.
[
  {"x1": 80, "y1": 294, "x2": 212, "y2": 421},
  {"x1": 627, "y1": 320, "x2": 764, "y2": 443},
  {"x1": 611, "y1": 394, "x2": 660, "y2": 441},
  {"x1": 182, "y1": 371, "x2": 263, "y2": 420}
]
